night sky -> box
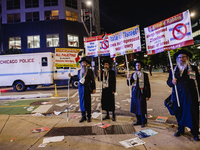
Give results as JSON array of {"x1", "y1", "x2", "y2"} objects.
[{"x1": 99, "y1": 0, "x2": 199, "y2": 34}]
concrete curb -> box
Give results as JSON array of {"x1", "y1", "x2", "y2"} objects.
[{"x1": 0, "y1": 93, "x2": 53, "y2": 100}]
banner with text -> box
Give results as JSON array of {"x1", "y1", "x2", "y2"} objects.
[
  {"x1": 55, "y1": 48, "x2": 81, "y2": 67},
  {"x1": 108, "y1": 25, "x2": 141, "y2": 58},
  {"x1": 85, "y1": 34, "x2": 111, "y2": 57},
  {"x1": 144, "y1": 10, "x2": 194, "y2": 55}
]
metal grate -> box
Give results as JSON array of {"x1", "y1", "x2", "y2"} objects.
[{"x1": 44, "y1": 124, "x2": 135, "y2": 137}]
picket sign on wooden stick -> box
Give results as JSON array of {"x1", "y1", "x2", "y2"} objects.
[
  {"x1": 125, "y1": 54, "x2": 132, "y2": 98},
  {"x1": 168, "y1": 51, "x2": 180, "y2": 107}
]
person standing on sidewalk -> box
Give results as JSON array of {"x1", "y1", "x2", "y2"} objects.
[
  {"x1": 149, "y1": 65, "x2": 152, "y2": 76},
  {"x1": 127, "y1": 60, "x2": 151, "y2": 127},
  {"x1": 167, "y1": 50, "x2": 200, "y2": 141},
  {"x1": 99, "y1": 60, "x2": 116, "y2": 121},
  {"x1": 69, "y1": 57, "x2": 96, "y2": 123}
]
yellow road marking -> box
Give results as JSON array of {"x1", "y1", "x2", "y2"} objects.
[{"x1": 0, "y1": 105, "x2": 30, "y2": 108}]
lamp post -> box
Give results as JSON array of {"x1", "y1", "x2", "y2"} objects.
[
  {"x1": 86, "y1": 1, "x2": 92, "y2": 37},
  {"x1": 86, "y1": 1, "x2": 95, "y2": 71}
]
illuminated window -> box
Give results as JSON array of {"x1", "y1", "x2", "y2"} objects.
[
  {"x1": 66, "y1": 11, "x2": 78, "y2": 21},
  {"x1": 65, "y1": 0, "x2": 77, "y2": 9},
  {"x1": 44, "y1": 0, "x2": 58, "y2": 6},
  {"x1": 83, "y1": 37, "x2": 88, "y2": 48},
  {"x1": 26, "y1": 12, "x2": 39, "y2": 22},
  {"x1": 9, "y1": 37, "x2": 21, "y2": 49},
  {"x1": 45, "y1": 10, "x2": 59, "y2": 20},
  {"x1": 46, "y1": 34, "x2": 59, "y2": 47},
  {"x1": 68, "y1": 34, "x2": 79, "y2": 47},
  {"x1": 193, "y1": 29, "x2": 200, "y2": 38},
  {"x1": 7, "y1": 13, "x2": 20, "y2": 23},
  {"x1": 27, "y1": 35, "x2": 40, "y2": 48},
  {"x1": 7, "y1": 0, "x2": 20, "y2": 10}
]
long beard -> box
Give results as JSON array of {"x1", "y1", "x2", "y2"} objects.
[
  {"x1": 104, "y1": 67, "x2": 109, "y2": 72},
  {"x1": 81, "y1": 66, "x2": 86, "y2": 73},
  {"x1": 177, "y1": 59, "x2": 189, "y2": 71}
]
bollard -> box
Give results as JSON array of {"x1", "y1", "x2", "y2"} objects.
[{"x1": 54, "y1": 84, "x2": 58, "y2": 97}]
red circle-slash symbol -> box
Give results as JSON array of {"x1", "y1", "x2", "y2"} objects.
[
  {"x1": 101, "y1": 40, "x2": 109, "y2": 49},
  {"x1": 172, "y1": 23, "x2": 187, "y2": 40}
]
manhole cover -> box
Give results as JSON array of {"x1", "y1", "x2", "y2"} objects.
[{"x1": 44, "y1": 124, "x2": 135, "y2": 137}]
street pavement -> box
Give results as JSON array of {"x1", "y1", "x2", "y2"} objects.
[{"x1": 0, "y1": 72, "x2": 200, "y2": 149}]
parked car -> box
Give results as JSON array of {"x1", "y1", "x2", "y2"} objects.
[{"x1": 117, "y1": 67, "x2": 125, "y2": 74}]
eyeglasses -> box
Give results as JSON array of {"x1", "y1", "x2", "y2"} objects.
[{"x1": 177, "y1": 56, "x2": 188, "y2": 59}]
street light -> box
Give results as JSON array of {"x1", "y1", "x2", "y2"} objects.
[
  {"x1": 86, "y1": 1, "x2": 92, "y2": 6},
  {"x1": 86, "y1": 1, "x2": 92, "y2": 37},
  {"x1": 86, "y1": 1, "x2": 94, "y2": 71},
  {"x1": 190, "y1": 12, "x2": 195, "y2": 17}
]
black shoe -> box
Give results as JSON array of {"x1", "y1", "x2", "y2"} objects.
[
  {"x1": 141, "y1": 123, "x2": 146, "y2": 128},
  {"x1": 79, "y1": 117, "x2": 86, "y2": 123},
  {"x1": 194, "y1": 136, "x2": 200, "y2": 141},
  {"x1": 133, "y1": 122, "x2": 141, "y2": 126},
  {"x1": 112, "y1": 116, "x2": 116, "y2": 121},
  {"x1": 103, "y1": 115, "x2": 110, "y2": 120},
  {"x1": 174, "y1": 131, "x2": 184, "y2": 137},
  {"x1": 87, "y1": 118, "x2": 91, "y2": 122}
]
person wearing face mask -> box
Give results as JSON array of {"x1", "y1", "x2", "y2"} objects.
[
  {"x1": 99, "y1": 60, "x2": 116, "y2": 121},
  {"x1": 167, "y1": 50, "x2": 200, "y2": 141},
  {"x1": 127, "y1": 60, "x2": 151, "y2": 128},
  {"x1": 70, "y1": 57, "x2": 96, "y2": 123}
]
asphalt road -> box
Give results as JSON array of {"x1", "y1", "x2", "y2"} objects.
[{"x1": 0, "y1": 72, "x2": 177, "y2": 122}]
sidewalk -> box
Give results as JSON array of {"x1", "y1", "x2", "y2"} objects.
[{"x1": 0, "y1": 114, "x2": 200, "y2": 150}]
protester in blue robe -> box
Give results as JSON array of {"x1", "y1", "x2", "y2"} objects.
[
  {"x1": 127, "y1": 60, "x2": 151, "y2": 128},
  {"x1": 167, "y1": 50, "x2": 200, "y2": 141},
  {"x1": 77, "y1": 57, "x2": 96, "y2": 123}
]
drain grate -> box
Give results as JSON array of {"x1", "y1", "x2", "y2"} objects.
[{"x1": 45, "y1": 124, "x2": 135, "y2": 137}]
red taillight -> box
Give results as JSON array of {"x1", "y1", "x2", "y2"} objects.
[{"x1": 0, "y1": 89, "x2": 7, "y2": 93}]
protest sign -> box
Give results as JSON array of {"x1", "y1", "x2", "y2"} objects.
[
  {"x1": 109, "y1": 25, "x2": 141, "y2": 58},
  {"x1": 30, "y1": 127, "x2": 50, "y2": 133},
  {"x1": 144, "y1": 10, "x2": 193, "y2": 55},
  {"x1": 155, "y1": 116, "x2": 168, "y2": 122},
  {"x1": 94, "y1": 122, "x2": 111, "y2": 129},
  {"x1": 55, "y1": 48, "x2": 81, "y2": 67},
  {"x1": 134, "y1": 128, "x2": 158, "y2": 138},
  {"x1": 85, "y1": 34, "x2": 111, "y2": 57},
  {"x1": 119, "y1": 137, "x2": 145, "y2": 148}
]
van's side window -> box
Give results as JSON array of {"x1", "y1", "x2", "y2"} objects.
[{"x1": 42, "y1": 57, "x2": 48, "y2": 66}]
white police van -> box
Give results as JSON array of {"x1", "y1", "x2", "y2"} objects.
[{"x1": 0, "y1": 52, "x2": 80, "y2": 92}]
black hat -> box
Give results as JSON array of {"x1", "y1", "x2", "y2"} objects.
[
  {"x1": 79, "y1": 57, "x2": 90, "y2": 64},
  {"x1": 132, "y1": 60, "x2": 144, "y2": 67},
  {"x1": 173, "y1": 50, "x2": 192, "y2": 59},
  {"x1": 102, "y1": 59, "x2": 111, "y2": 65}
]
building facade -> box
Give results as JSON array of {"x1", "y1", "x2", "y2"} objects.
[
  {"x1": 191, "y1": 12, "x2": 200, "y2": 49},
  {"x1": 0, "y1": 0, "x2": 100, "y2": 53}
]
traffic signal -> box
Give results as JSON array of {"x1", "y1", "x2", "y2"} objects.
[{"x1": 82, "y1": 9, "x2": 90, "y2": 22}]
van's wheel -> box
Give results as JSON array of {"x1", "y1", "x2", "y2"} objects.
[
  {"x1": 13, "y1": 81, "x2": 27, "y2": 92},
  {"x1": 71, "y1": 79, "x2": 79, "y2": 89}
]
